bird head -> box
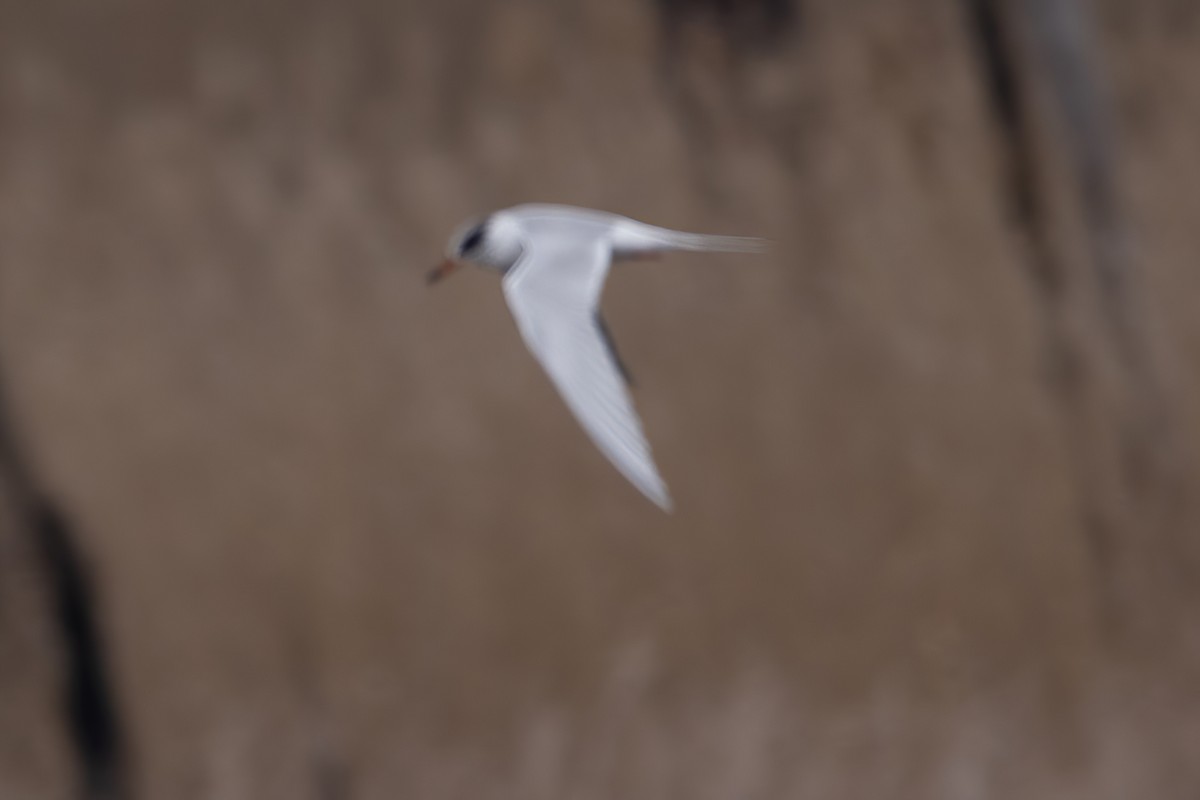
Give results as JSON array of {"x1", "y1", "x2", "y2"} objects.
[{"x1": 428, "y1": 215, "x2": 523, "y2": 285}]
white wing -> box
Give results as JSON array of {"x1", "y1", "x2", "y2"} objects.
[{"x1": 502, "y1": 229, "x2": 672, "y2": 511}]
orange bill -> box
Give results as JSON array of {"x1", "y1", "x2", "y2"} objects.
[{"x1": 426, "y1": 258, "x2": 459, "y2": 285}]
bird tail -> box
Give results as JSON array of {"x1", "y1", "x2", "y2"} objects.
[{"x1": 666, "y1": 232, "x2": 770, "y2": 255}]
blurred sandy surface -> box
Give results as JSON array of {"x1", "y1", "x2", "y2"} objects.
[{"x1": 0, "y1": 1, "x2": 1198, "y2": 797}]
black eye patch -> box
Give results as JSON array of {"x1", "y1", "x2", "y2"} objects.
[{"x1": 460, "y1": 225, "x2": 485, "y2": 255}]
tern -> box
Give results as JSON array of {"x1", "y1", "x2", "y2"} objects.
[{"x1": 429, "y1": 204, "x2": 766, "y2": 511}]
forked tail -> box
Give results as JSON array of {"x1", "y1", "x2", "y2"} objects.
[{"x1": 668, "y1": 231, "x2": 770, "y2": 254}]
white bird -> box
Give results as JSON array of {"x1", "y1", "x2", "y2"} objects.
[{"x1": 429, "y1": 204, "x2": 766, "y2": 511}]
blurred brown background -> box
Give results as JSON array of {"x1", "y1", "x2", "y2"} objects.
[{"x1": 1, "y1": 0, "x2": 1199, "y2": 798}]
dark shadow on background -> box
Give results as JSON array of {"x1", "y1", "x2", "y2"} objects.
[{"x1": 0, "y1": 370, "x2": 128, "y2": 800}]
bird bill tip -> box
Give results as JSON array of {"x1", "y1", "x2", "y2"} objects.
[{"x1": 427, "y1": 258, "x2": 459, "y2": 286}]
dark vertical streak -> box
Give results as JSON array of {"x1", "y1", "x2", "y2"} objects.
[
  {"x1": 33, "y1": 500, "x2": 126, "y2": 800},
  {"x1": 963, "y1": 0, "x2": 1063, "y2": 297},
  {"x1": 961, "y1": 0, "x2": 1118, "y2": 621},
  {"x1": 1018, "y1": 0, "x2": 1183, "y2": 505},
  {"x1": 0, "y1": 370, "x2": 127, "y2": 800}
]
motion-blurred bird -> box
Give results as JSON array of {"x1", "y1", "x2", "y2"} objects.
[{"x1": 429, "y1": 204, "x2": 766, "y2": 511}]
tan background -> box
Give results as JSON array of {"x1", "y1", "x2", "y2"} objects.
[{"x1": 1, "y1": 0, "x2": 1199, "y2": 797}]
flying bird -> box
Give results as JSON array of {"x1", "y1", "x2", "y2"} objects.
[{"x1": 429, "y1": 204, "x2": 766, "y2": 511}]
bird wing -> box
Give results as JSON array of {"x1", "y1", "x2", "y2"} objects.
[{"x1": 501, "y1": 230, "x2": 671, "y2": 511}]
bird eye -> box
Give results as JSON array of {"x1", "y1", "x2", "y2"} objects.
[{"x1": 459, "y1": 225, "x2": 485, "y2": 255}]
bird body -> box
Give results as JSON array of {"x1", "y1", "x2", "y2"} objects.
[{"x1": 430, "y1": 204, "x2": 766, "y2": 511}]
